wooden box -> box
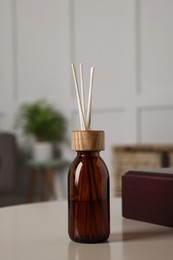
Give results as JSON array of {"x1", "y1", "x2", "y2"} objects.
[{"x1": 122, "y1": 168, "x2": 173, "y2": 227}]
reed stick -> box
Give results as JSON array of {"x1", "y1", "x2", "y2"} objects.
[
  {"x1": 71, "y1": 64, "x2": 86, "y2": 130},
  {"x1": 80, "y1": 63, "x2": 85, "y2": 117},
  {"x1": 86, "y1": 67, "x2": 94, "y2": 130},
  {"x1": 71, "y1": 64, "x2": 94, "y2": 130}
]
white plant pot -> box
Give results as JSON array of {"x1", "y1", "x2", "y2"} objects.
[{"x1": 33, "y1": 142, "x2": 52, "y2": 161}]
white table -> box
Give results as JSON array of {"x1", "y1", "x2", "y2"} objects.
[{"x1": 0, "y1": 198, "x2": 173, "y2": 260}]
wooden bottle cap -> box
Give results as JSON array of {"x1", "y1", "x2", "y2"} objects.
[{"x1": 71, "y1": 130, "x2": 105, "y2": 151}]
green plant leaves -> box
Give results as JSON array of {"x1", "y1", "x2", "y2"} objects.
[{"x1": 17, "y1": 100, "x2": 67, "y2": 142}]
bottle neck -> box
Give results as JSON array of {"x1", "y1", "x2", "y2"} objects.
[{"x1": 76, "y1": 151, "x2": 100, "y2": 157}]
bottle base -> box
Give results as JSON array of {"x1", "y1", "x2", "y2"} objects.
[{"x1": 69, "y1": 234, "x2": 110, "y2": 244}]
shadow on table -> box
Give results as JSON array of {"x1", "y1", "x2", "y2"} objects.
[{"x1": 109, "y1": 220, "x2": 173, "y2": 243}]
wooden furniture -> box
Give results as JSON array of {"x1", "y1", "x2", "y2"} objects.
[
  {"x1": 26, "y1": 159, "x2": 69, "y2": 202},
  {"x1": 112, "y1": 145, "x2": 173, "y2": 196},
  {"x1": 0, "y1": 198, "x2": 173, "y2": 260}
]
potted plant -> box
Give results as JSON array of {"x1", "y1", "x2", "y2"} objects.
[{"x1": 16, "y1": 99, "x2": 67, "y2": 161}]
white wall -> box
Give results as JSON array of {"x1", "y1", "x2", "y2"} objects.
[{"x1": 1, "y1": 0, "x2": 173, "y2": 197}]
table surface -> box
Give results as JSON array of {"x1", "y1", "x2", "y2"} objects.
[{"x1": 0, "y1": 198, "x2": 173, "y2": 260}]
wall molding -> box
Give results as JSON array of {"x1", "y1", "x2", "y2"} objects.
[
  {"x1": 72, "y1": 107, "x2": 125, "y2": 116},
  {"x1": 69, "y1": 0, "x2": 76, "y2": 98},
  {"x1": 135, "y1": 0, "x2": 141, "y2": 95},
  {"x1": 71, "y1": 107, "x2": 126, "y2": 131},
  {"x1": 11, "y1": 0, "x2": 18, "y2": 100}
]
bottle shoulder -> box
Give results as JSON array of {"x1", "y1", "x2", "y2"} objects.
[{"x1": 69, "y1": 152, "x2": 109, "y2": 175}]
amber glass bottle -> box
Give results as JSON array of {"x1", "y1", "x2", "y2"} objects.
[{"x1": 68, "y1": 130, "x2": 110, "y2": 243}]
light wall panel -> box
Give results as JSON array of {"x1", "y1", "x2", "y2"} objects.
[
  {"x1": 139, "y1": 0, "x2": 173, "y2": 92},
  {"x1": 139, "y1": 107, "x2": 173, "y2": 143},
  {"x1": 16, "y1": 0, "x2": 71, "y2": 114}
]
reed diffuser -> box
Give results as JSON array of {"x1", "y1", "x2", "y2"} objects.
[{"x1": 68, "y1": 64, "x2": 110, "y2": 243}]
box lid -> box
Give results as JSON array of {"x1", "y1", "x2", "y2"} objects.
[{"x1": 122, "y1": 168, "x2": 173, "y2": 194}]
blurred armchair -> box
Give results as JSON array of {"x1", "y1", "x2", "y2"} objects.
[{"x1": 0, "y1": 133, "x2": 17, "y2": 193}]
